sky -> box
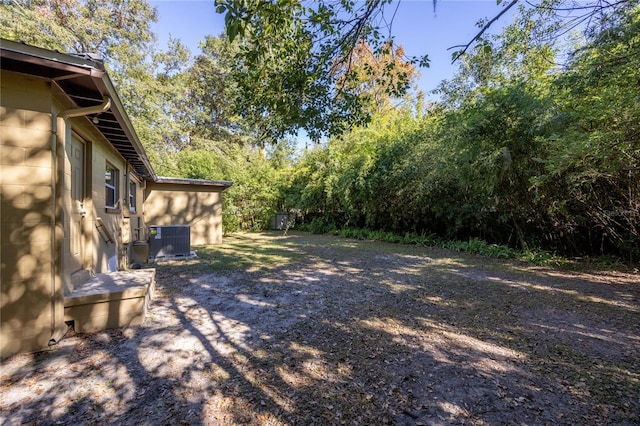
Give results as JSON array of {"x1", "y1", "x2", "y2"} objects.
[{"x1": 149, "y1": 0, "x2": 519, "y2": 97}]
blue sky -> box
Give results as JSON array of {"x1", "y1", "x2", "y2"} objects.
[{"x1": 149, "y1": 1, "x2": 518, "y2": 97}]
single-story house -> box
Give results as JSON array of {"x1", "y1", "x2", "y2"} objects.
[{"x1": 1, "y1": 39, "x2": 232, "y2": 359}]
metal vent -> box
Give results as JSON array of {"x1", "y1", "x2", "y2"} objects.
[{"x1": 148, "y1": 225, "x2": 191, "y2": 261}]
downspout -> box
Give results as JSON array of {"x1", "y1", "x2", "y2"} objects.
[
  {"x1": 59, "y1": 96, "x2": 111, "y2": 120},
  {"x1": 48, "y1": 96, "x2": 111, "y2": 346}
]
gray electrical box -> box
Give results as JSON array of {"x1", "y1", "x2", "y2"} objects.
[
  {"x1": 270, "y1": 214, "x2": 291, "y2": 230},
  {"x1": 148, "y1": 225, "x2": 191, "y2": 261}
]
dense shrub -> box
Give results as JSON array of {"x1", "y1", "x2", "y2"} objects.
[{"x1": 280, "y1": 5, "x2": 640, "y2": 262}]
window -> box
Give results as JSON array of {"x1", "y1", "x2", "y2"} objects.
[
  {"x1": 105, "y1": 164, "x2": 118, "y2": 209},
  {"x1": 129, "y1": 180, "x2": 137, "y2": 213}
]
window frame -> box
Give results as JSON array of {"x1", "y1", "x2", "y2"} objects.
[
  {"x1": 129, "y1": 180, "x2": 137, "y2": 213},
  {"x1": 105, "y1": 163, "x2": 119, "y2": 211}
]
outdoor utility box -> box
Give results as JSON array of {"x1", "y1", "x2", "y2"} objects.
[
  {"x1": 270, "y1": 213, "x2": 291, "y2": 230},
  {"x1": 148, "y1": 225, "x2": 191, "y2": 261}
]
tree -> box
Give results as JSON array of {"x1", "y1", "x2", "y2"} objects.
[
  {"x1": 435, "y1": 1, "x2": 559, "y2": 108},
  {"x1": 534, "y1": 2, "x2": 640, "y2": 257},
  {"x1": 0, "y1": 0, "x2": 159, "y2": 116},
  {"x1": 0, "y1": 0, "x2": 157, "y2": 55},
  {"x1": 182, "y1": 35, "x2": 245, "y2": 142},
  {"x1": 214, "y1": 0, "x2": 429, "y2": 141},
  {"x1": 216, "y1": 0, "x2": 637, "y2": 139},
  {"x1": 278, "y1": 1, "x2": 639, "y2": 260},
  {"x1": 333, "y1": 40, "x2": 421, "y2": 115}
]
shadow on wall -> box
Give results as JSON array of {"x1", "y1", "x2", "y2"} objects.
[
  {"x1": 1, "y1": 127, "x2": 61, "y2": 358},
  {"x1": 145, "y1": 186, "x2": 223, "y2": 245},
  {"x1": 93, "y1": 215, "x2": 119, "y2": 273}
]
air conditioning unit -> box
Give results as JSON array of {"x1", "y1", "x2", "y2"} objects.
[{"x1": 148, "y1": 225, "x2": 191, "y2": 261}]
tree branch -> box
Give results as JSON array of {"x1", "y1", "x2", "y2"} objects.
[{"x1": 448, "y1": 0, "x2": 520, "y2": 63}]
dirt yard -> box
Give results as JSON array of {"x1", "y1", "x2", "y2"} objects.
[{"x1": 1, "y1": 232, "x2": 639, "y2": 425}]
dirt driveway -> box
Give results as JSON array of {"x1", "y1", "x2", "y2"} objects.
[{"x1": 1, "y1": 232, "x2": 639, "y2": 425}]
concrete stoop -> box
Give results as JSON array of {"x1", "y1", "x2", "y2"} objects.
[{"x1": 64, "y1": 269, "x2": 156, "y2": 334}]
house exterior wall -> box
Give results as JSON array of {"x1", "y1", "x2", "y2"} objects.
[
  {"x1": 0, "y1": 70, "x2": 63, "y2": 358},
  {"x1": 56, "y1": 108, "x2": 144, "y2": 280},
  {"x1": 0, "y1": 70, "x2": 137, "y2": 358},
  {"x1": 2, "y1": 43, "x2": 229, "y2": 358},
  {"x1": 86, "y1": 136, "x2": 128, "y2": 273},
  {"x1": 125, "y1": 174, "x2": 146, "y2": 242},
  {"x1": 144, "y1": 182, "x2": 225, "y2": 245}
]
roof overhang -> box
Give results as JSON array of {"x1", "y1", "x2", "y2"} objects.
[
  {"x1": 0, "y1": 39, "x2": 156, "y2": 180},
  {"x1": 154, "y1": 177, "x2": 233, "y2": 190}
]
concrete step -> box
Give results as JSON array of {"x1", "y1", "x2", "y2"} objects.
[{"x1": 64, "y1": 269, "x2": 156, "y2": 334}]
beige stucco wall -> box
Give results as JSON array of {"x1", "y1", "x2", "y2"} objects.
[
  {"x1": 87, "y1": 135, "x2": 127, "y2": 274},
  {"x1": 124, "y1": 174, "x2": 146, "y2": 242},
  {"x1": 61, "y1": 112, "x2": 139, "y2": 276},
  {"x1": 0, "y1": 70, "x2": 64, "y2": 358},
  {"x1": 144, "y1": 183, "x2": 224, "y2": 245},
  {"x1": 2, "y1": 65, "x2": 217, "y2": 358},
  {"x1": 0, "y1": 70, "x2": 137, "y2": 358}
]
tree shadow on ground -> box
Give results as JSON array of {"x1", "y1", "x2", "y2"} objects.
[{"x1": 1, "y1": 231, "x2": 638, "y2": 425}]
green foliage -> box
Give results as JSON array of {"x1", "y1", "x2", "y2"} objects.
[
  {"x1": 0, "y1": 0, "x2": 159, "y2": 119},
  {"x1": 5, "y1": 0, "x2": 636, "y2": 263},
  {"x1": 442, "y1": 238, "x2": 515, "y2": 259},
  {"x1": 324, "y1": 226, "x2": 521, "y2": 259},
  {"x1": 0, "y1": 0, "x2": 157, "y2": 58},
  {"x1": 182, "y1": 35, "x2": 247, "y2": 142},
  {"x1": 300, "y1": 217, "x2": 337, "y2": 234},
  {"x1": 281, "y1": 3, "x2": 640, "y2": 263},
  {"x1": 214, "y1": 0, "x2": 428, "y2": 142},
  {"x1": 214, "y1": 0, "x2": 635, "y2": 143},
  {"x1": 172, "y1": 142, "x2": 285, "y2": 233},
  {"x1": 518, "y1": 248, "x2": 564, "y2": 266}
]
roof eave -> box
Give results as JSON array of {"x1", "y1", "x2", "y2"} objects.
[
  {"x1": 154, "y1": 176, "x2": 234, "y2": 190},
  {"x1": 0, "y1": 38, "x2": 156, "y2": 180},
  {"x1": 93, "y1": 74, "x2": 158, "y2": 181},
  {"x1": 0, "y1": 39, "x2": 104, "y2": 73}
]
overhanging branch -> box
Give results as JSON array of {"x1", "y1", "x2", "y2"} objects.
[{"x1": 448, "y1": 0, "x2": 520, "y2": 63}]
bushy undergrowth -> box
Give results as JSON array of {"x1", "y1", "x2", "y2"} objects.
[
  {"x1": 151, "y1": 5, "x2": 639, "y2": 266},
  {"x1": 279, "y1": 7, "x2": 640, "y2": 264},
  {"x1": 296, "y1": 223, "x2": 605, "y2": 267}
]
